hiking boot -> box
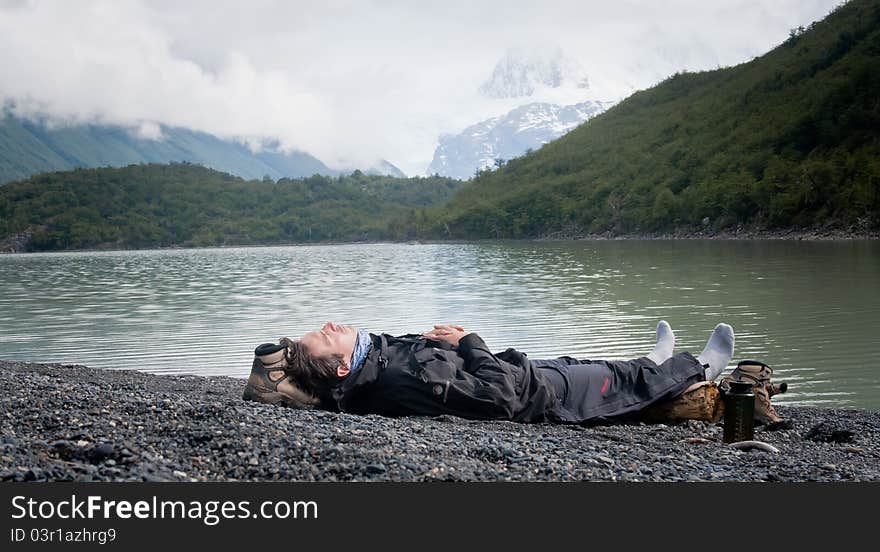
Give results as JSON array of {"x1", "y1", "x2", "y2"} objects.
[
  {"x1": 720, "y1": 360, "x2": 787, "y2": 424},
  {"x1": 242, "y1": 342, "x2": 320, "y2": 408}
]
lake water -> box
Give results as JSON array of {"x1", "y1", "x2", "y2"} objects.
[{"x1": 1, "y1": 241, "x2": 878, "y2": 410}]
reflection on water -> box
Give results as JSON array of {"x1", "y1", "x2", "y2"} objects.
[{"x1": 1, "y1": 240, "x2": 878, "y2": 410}]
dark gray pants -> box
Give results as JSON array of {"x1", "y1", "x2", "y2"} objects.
[{"x1": 531, "y1": 352, "x2": 706, "y2": 421}]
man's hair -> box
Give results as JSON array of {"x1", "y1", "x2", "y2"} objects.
[{"x1": 280, "y1": 337, "x2": 346, "y2": 399}]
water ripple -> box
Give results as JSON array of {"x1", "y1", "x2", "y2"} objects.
[{"x1": 1, "y1": 240, "x2": 878, "y2": 409}]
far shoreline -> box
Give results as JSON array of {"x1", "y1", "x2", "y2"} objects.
[{"x1": 2, "y1": 228, "x2": 878, "y2": 255}]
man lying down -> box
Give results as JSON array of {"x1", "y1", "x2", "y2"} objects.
[{"x1": 243, "y1": 321, "x2": 735, "y2": 424}]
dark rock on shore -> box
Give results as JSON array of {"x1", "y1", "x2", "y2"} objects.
[
  {"x1": 1, "y1": 360, "x2": 878, "y2": 482},
  {"x1": 0, "y1": 229, "x2": 37, "y2": 253}
]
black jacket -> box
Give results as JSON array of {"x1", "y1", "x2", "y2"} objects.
[{"x1": 330, "y1": 333, "x2": 558, "y2": 422}]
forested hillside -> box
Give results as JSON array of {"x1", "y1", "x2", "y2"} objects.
[
  {"x1": 426, "y1": 0, "x2": 880, "y2": 238},
  {"x1": 0, "y1": 163, "x2": 459, "y2": 251}
]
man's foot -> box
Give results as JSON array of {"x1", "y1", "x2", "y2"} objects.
[
  {"x1": 647, "y1": 320, "x2": 675, "y2": 364},
  {"x1": 242, "y1": 342, "x2": 320, "y2": 408},
  {"x1": 698, "y1": 323, "x2": 735, "y2": 381}
]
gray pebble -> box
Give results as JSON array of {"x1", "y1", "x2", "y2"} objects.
[{"x1": 1, "y1": 360, "x2": 879, "y2": 482}]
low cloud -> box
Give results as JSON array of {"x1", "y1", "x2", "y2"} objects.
[{"x1": 0, "y1": 0, "x2": 840, "y2": 175}]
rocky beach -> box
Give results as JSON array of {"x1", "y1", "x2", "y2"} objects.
[{"x1": 1, "y1": 360, "x2": 878, "y2": 482}]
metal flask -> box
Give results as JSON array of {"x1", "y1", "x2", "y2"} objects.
[{"x1": 722, "y1": 380, "x2": 756, "y2": 443}]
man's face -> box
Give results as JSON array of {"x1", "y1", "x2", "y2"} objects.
[{"x1": 300, "y1": 322, "x2": 358, "y2": 366}]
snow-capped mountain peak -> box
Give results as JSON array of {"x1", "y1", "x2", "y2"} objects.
[
  {"x1": 479, "y1": 46, "x2": 591, "y2": 100},
  {"x1": 427, "y1": 99, "x2": 611, "y2": 179}
]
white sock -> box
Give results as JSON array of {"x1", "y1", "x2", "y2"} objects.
[
  {"x1": 698, "y1": 323, "x2": 735, "y2": 381},
  {"x1": 647, "y1": 320, "x2": 675, "y2": 364}
]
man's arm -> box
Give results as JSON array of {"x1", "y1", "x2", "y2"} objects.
[
  {"x1": 421, "y1": 324, "x2": 465, "y2": 341},
  {"x1": 422, "y1": 326, "x2": 518, "y2": 394}
]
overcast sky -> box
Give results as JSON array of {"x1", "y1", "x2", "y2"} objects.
[{"x1": 0, "y1": 0, "x2": 841, "y2": 175}]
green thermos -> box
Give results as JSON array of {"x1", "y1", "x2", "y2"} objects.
[{"x1": 722, "y1": 380, "x2": 755, "y2": 443}]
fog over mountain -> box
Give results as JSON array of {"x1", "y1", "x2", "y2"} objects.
[
  {"x1": 428, "y1": 47, "x2": 617, "y2": 178},
  {"x1": 0, "y1": 0, "x2": 842, "y2": 176},
  {"x1": 480, "y1": 46, "x2": 591, "y2": 99},
  {"x1": 0, "y1": 110, "x2": 407, "y2": 185}
]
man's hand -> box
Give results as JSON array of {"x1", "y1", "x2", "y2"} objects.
[{"x1": 421, "y1": 324, "x2": 468, "y2": 347}]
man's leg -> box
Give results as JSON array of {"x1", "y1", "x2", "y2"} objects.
[
  {"x1": 531, "y1": 323, "x2": 733, "y2": 422},
  {"x1": 534, "y1": 353, "x2": 706, "y2": 421}
]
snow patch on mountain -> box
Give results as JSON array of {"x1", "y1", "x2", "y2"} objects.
[{"x1": 427, "y1": 100, "x2": 611, "y2": 180}]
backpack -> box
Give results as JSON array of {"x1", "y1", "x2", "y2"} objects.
[{"x1": 719, "y1": 360, "x2": 788, "y2": 424}]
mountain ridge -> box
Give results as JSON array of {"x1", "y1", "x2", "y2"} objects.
[{"x1": 0, "y1": 114, "x2": 406, "y2": 184}]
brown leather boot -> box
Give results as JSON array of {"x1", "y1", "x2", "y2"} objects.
[
  {"x1": 720, "y1": 360, "x2": 787, "y2": 424},
  {"x1": 242, "y1": 342, "x2": 320, "y2": 408}
]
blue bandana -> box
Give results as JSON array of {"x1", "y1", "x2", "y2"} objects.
[{"x1": 349, "y1": 329, "x2": 372, "y2": 375}]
